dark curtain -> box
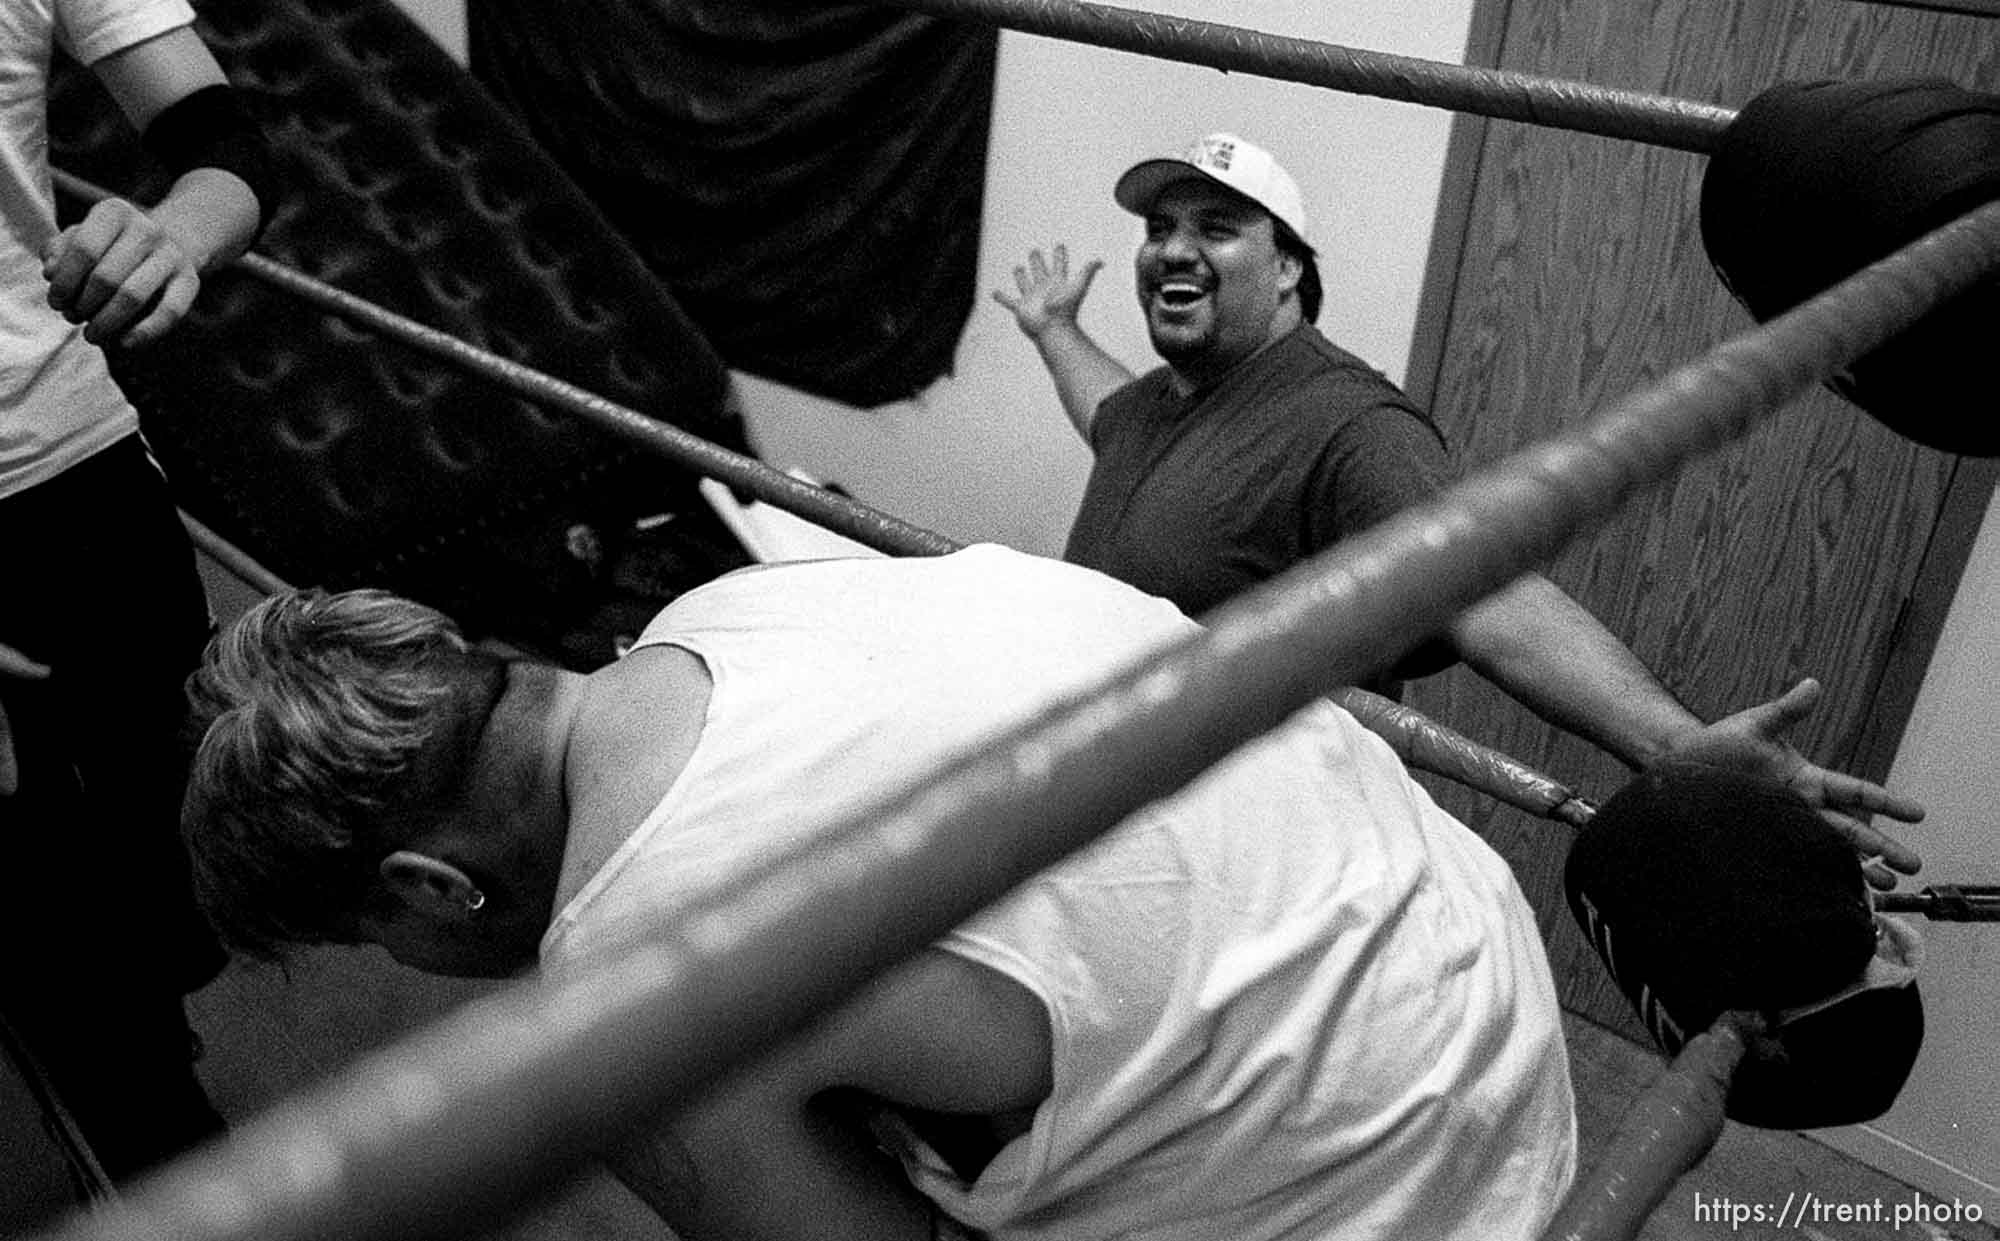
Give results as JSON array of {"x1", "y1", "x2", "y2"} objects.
[{"x1": 469, "y1": 3, "x2": 999, "y2": 408}]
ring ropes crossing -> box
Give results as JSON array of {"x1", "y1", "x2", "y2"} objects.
[{"x1": 33, "y1": 160, "x2": 2000, "y2": 1241}]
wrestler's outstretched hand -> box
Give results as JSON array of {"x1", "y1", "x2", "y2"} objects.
[
  {"x1": 994, "y1": 244, "x2": 1103, "y2": 342},
  {"x1": 1665, "y1": 678, "x2": 1924, "y2": 885}
]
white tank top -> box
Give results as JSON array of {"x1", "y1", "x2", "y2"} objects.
[{"x1": 540, "y1": 546, "x2": 1575, "y2": 1239}]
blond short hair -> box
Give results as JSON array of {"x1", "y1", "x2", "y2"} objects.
[{"x1": 181, "y1": 588, "x2": 504, "y2": 958}]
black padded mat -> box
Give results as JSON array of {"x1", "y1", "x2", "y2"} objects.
[{"x1": 49, "y1": 0, "x2": 754, "y2": 665}]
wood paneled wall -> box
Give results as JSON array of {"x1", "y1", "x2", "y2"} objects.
[{"x1": 1404, "y1": 0, "x2": 1998, "y2": 1031}]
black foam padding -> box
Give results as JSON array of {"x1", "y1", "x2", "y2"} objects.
[
  {"x1": 1566, "y1": 763, "x2": 1922, "y2": 1129},
  {"x1": 1700, "y1": 78, "x2": 2000, "y2": 457},
  {"x1": 49, "y1": 0, "x2": 753, "y2": 666},
  {"x1": 1724, "y1": 981, "x2": 1923, "y2": 1130},
  {"x1": 1567, "y1": 763, "x2": 1875, "y2": 1033}
]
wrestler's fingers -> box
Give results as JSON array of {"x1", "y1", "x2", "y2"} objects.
[
  {"x1": 42, "y1": 199, "x2": 131, "y2": 309},
  {"x1": 115, "y1": 265, "x2": 201, "y2": 348},
  {"x1": 1814, "y1": 766, "x2": 1926, "y2": 825},
  {"x1": 1861, "y1": 857, "x2": 1900, "y2": 891},
  {"x1": 1741, "y1": 677, "x2": 1821, "y2": 742},
  {"x1": 1823, "y1": 810, "x2": 1922, "y2": 878}
]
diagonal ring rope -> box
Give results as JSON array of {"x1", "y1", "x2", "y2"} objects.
[{"x1": 54, "y1": 169, "x2": 962, "y2": 560}]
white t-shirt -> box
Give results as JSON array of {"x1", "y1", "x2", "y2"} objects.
[
  {"x1": 1, "y1": 0, "x2": 190, "y2": 499},
  {"x1": 541, "y1": 546, "x2": 1576, "y2": 1239}
]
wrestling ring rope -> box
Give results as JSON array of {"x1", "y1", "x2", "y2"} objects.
[
  {"x1": 35, "y1": 19, "x2": 2000, "y2": 1241},
  {"x1": 52, "y1": 170, "x2": 963, "y2": 563},
  {"x1": 875, "y1": 0, "x2": 1739, "y2": 154}
]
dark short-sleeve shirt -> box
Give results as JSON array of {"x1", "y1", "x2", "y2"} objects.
[{"x1": 1065, "y1": 324, "x2": 1455, "y2": 619}]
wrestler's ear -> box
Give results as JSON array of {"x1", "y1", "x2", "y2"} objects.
[
  {"x1": 379, "y1": 850, "x2": 482, "y2": 919},
  {"x1": 1274, "y1": 247, "x2": 1302, "y2": 298}
]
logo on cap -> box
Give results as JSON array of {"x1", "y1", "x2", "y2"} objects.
[{"x1": 1113, "y1": 131, "x2": 1311, "y2": 246}]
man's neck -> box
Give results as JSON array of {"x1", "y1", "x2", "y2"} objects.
[
  {"x1": 1166, "y1": 315, "x2": 1304, "y2": 397},
  {"x1": 490, "y1": 661, "x2": 591, "y2": 925},
  {"x1": 548, "y1": 643, "x2": 715, "y2": 919}
]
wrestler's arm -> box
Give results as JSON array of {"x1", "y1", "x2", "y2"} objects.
[
  {"x1": 49, "y1": 25, "x2": 264, "y2": 346},
  {"x1": 1311, "y1": 410, "x2": 1921, "y2": 867},
  {"x1": 1449, "y1": 572, "x2": 1703, "y2": 769},
  {"x1": 994, "y1": 244, "x2": 1133, "y2": 440},
  {"x1": 606, "y1": 948, "x2": 1051, "y2": 1241}
]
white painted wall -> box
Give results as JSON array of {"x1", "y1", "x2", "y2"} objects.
[
  {"x1": 1820, "y1": 492, "x2": 2000, "y2": 1219},
  {"x1": 738, "y1": 2, "x2": 1473, "y2": 555},
  {"x1": 388, "y1": 0, "x2": 463, "y2": 61},
  {"x1": 388, "y1": 0, "x2": 1469, "y2": 555}
]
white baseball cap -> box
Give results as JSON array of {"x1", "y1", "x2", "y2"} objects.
[{"x1": 1114, "y1": 132, "x2": 1311, "y2": 247}]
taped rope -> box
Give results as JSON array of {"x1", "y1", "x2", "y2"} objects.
[
  {"x1": 1538, "y1": 1016, "x2": 1751, "y2": 1241},
  {"x1": 1337, "y1": 686, "x2": 1596, "y2": 827},
  {"x1": 43, "y1": 190, "x2": 1999, "y2": 1241},
  {"x1": 878, "y1": 0, "x2": 1738, "y2": 154}
]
